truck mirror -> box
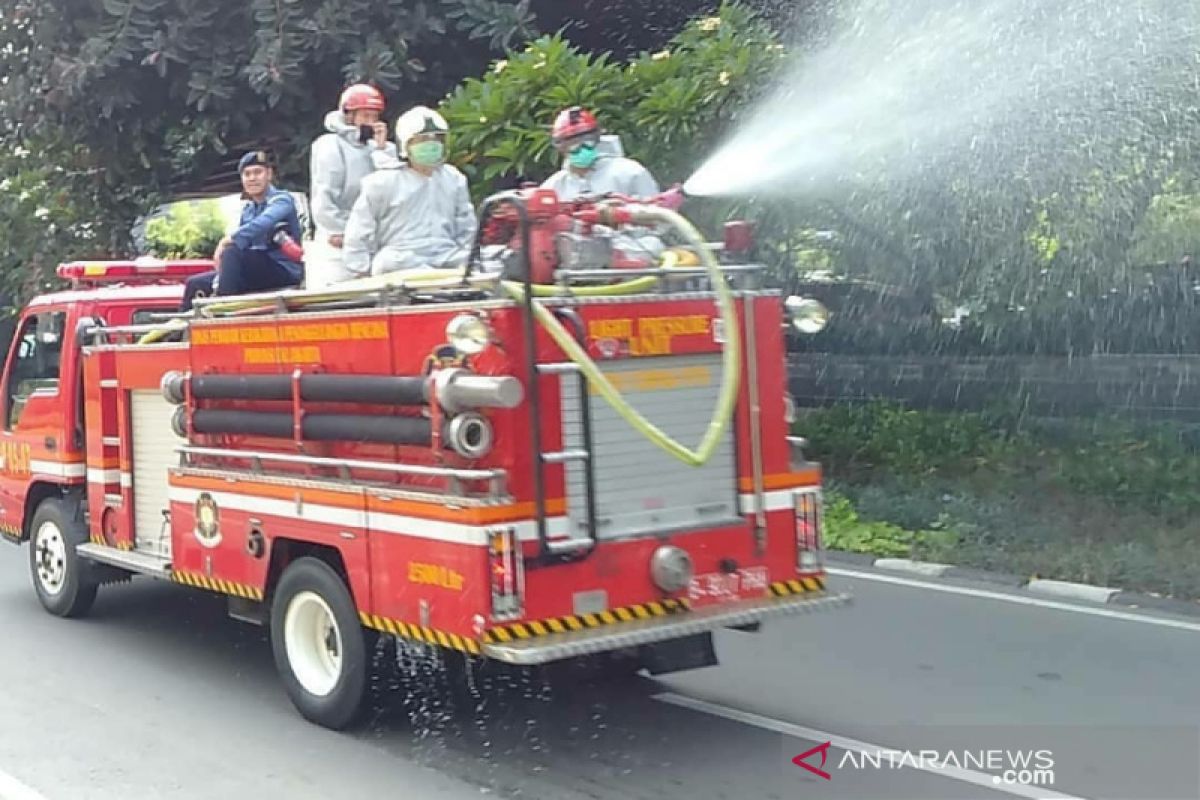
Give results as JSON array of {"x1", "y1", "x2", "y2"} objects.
[{"x1": 75, "y1": 316, "x2": 101, "y2": 348}]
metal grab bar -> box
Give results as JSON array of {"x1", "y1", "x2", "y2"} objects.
[
  {"x1": 552, "y1": 264, "x2": 765, "y2": 281},
  {"x1": 176, "y1": 445, "x2": 507, "y2": 496}
]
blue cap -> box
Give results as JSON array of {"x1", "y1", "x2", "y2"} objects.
[{"x1": 238, "y1": 150, "x2": 272, "y2": 173}]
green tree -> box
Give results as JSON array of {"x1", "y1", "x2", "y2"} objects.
[{"x1": 0, "y1": 0, "x2": 536, "y2": 303}]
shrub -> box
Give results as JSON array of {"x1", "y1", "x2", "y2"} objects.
[{"x1": 144, "y1": 200, "x2": 226, "y2": 259}]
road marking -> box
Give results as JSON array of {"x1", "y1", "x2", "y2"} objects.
[
  {"x1": 653, "y1": 692, "x2": 1088, "y2": 800},
  {"x1": 827, "y1": 567, "x2": 1200, "y2": 633},
  {"x1": 0, "y1": 768, "x2": 49, "y2": 800}
]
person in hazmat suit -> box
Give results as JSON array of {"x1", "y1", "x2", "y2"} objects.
[
  {"x1": 307, "y1": 84, "x2": 397, "y2": 288},
  {"x1": 342, "y1": 106, "x2": 477, "y2": 277},
  {"x1": 541, "y1": 106, "x2": 664, "y2": 263}
]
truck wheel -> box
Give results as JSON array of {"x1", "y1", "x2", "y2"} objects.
[
  {"x1": 270, "y1": 557, "x2": 368, "y2": 730},
  {"x1": 28, "y1": 496, "x2": 98, "y2": 618}
]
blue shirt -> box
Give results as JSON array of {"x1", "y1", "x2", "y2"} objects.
[{"x1": 231, "y1": 185, "x2": 303, "y2": 279}]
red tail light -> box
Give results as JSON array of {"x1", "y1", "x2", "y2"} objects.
[
  {"x1": 723, "y1": 221, "x2": 755, "y2": 255},
  {"x1": 488, "y1": 527, "x2": 523, "y2": 621},
  {"x1": 794, "y1": 488, "x2": 824, "y2": 571}
]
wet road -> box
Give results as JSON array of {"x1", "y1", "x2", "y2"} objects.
[{"x1": 1, "y1": 544, "x2": 1198, "y2": 800}]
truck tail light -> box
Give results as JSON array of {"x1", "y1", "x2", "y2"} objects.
[
  {"x1": 488, "y1": 527, "x2": 524, "y2": 621},
  {"x1": 794, "y1": 489, "x2": 824, "y2": 572}
]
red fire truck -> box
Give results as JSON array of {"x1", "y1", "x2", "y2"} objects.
[{"x1": 0, "y1": 190, "x2": 848, "y2": 729}]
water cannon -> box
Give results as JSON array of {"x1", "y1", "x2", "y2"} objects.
[{"x1": 655, "y1": 184, "x2": 686, "y2": 211}]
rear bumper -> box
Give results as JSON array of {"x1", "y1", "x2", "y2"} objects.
[{"x1": 481, "y1": 587, "x2": 852, "y2": 666}]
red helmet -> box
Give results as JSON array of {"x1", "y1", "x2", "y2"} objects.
[
  {"x1": 339, "y1": 84, "x2": 386, "y2": 113},
  {"x1": 551, "y1": 106, "x2": 599, "y2": 144}
]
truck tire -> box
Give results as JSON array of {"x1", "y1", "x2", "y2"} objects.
[
  {"x1": 270, "y1": 557, "x2": 368, "y2": 730},
  {"x1": 28, "y1": 495, "x2": 98, "y2": 618}
]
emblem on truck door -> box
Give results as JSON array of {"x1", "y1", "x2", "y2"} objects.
[{"x1": 194, "y1": 493, "x2": 222, "y2": 548}]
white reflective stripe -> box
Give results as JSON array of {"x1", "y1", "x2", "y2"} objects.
[
  {"x1": 167, "y1": 486, "x2": 570, "y2": 546},
  {"x1": 120, "y1": 472, "x2": 133, "y2": 488},
  {"x1": 30, "y1": 460, "x2": 86, "y2": 479},
  {"x1": 86, "y1": 468, "x2": 121, "y2": 484},
  {"x1": 169, "y1": 486, "x2": 367, "y2": 530},
  {"x1": 513, "y1": 517, "x2": 571, "y2": 541},
  {"x1": 738, "y1": 489, "x2": 798, "y2": 515}
]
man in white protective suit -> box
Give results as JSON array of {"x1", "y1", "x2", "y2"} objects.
[
  {"x1": 342, "y1": 106, "x2": 477, "y2": 278},
  {"x1": 541, "y1": 106, "x2": 664, "y2": 263},
  {"x1": 307, "y1": 84, "x2": 397, "y2": 288}
]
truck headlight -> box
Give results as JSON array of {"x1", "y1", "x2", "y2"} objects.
[
  {"x1": 446, "y1": 314, "x2": 491, "y2": 355},
  {"x1": 785, "y1": 296, "x2": 829, "y2": 334}
]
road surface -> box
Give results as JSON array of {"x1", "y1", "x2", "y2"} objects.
[{"x1": 0, "y1": 544, "x2": 1197, "y2": 800}]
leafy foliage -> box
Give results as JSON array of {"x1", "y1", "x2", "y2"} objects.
[
  {"x1": 144, "y1": 200, "x2": 226, "y2": 258},
  {"x1": 821, "y1": 489, "x2": 957, "y2": 558},
  {"x1": 800, "y1": 400, "x2": 1200, "y2": 517},
  {"x1": 0, "y1": 0, "x2": 537, "y2": 303},
  {"x1": 811, "y1": 404, "x2": 1200, "y2": 599},
  {"x1": 441, "y1": 2, "x2": 786, "y2": 199}
]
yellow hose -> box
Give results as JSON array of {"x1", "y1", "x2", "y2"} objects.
[
  {"x1": 503, "y1": 208, "x2": 741, "y2": 467},
  {"x1": 139, "y1": 216, "x2": 741, "y2": 471}
]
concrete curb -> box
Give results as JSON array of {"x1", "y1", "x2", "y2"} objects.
[
  {"x1": 824, "y1": 549, "x2": 1200, "y2": 617},
  {"x1": 873, "y1": 558, "x2": 952, "y2": 578},
  {"x1": 1025, "y1": 579, "x2": 1119, "y2": 604}
]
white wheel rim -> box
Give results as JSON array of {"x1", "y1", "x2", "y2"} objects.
[
  {"x1": 284, "y1": 591, "x2": 343, "y2": 697},
  {"x1": 34, "y1": 521, "x2": 68, "y2": 596}
]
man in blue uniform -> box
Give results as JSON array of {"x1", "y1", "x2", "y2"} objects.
[{"x1": 181, "y1": 150, "x2": 304, "y2": 311}]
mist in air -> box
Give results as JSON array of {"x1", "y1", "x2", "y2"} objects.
[{"x1": 685, "y1": 0, "x2": 1200, "y2": 198}]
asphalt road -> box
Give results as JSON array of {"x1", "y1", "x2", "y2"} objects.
[{"x1": 1, "y1": 543, "x2": 1198, "y2": 800}]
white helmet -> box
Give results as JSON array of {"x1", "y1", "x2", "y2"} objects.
[{"x1": 395, "y1": 105, "x2": 449, "y2": 157}]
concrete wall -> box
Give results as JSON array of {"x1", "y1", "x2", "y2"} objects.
[{"x1": 788, "y1": 353, "x2": 1200, "y2": 421}]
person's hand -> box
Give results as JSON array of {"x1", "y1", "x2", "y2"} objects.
[
  {"x1": 329, "y1": 234, "x2": 344, "y2": 248},
  {"x1": 372, "y1": 122, "x2": 389, "y2": 149},
  {"x1": 212, "y1": 235, "x2": 232, "y2": 262}
]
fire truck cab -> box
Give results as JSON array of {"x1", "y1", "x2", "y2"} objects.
[{"x1": 1, "y1": 193, "x2": 849, "y2": 730}]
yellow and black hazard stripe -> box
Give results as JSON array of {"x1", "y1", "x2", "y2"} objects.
[
  {"x1": 483, "y1": 597, "x2": 692, "y2": 644},
  {"x1": 360, "y1": 613, "x2": 482, "y2": 655},
  {"x1": 87, "y1": 534, "x2": 135, "y2": 551},
  {"x1": 769, "y1": 575, "x2": 826, "y2": 596},
  {"x1": 0, "y1": 521, "x2": 22, "y2": 541},
  {"x1": 173, "y1": 570, "x2": 264, "y2": 601}
]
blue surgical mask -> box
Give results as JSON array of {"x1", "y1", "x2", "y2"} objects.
[{"x1": 569, "y1": 142, "x2": 599, "y2": 170}]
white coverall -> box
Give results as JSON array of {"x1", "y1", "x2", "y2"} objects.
[
  {"x1": 542, "y1": 150, "x2": 664, "y2": 261},
  {"x1": 342, "y1": 150, "x2": 478, "y2": 278},
  {"x1": 307, "y1": 110, "x2": 398, "y2": 288}
]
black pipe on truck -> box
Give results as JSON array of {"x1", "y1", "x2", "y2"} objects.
[
  {"x1": 186, "y1": 374, "x2": 428, "y2": 405},
  {"x1": 173, "y1": 407, "x2": 494, "y2": 459},
  {"x1": 161, "y1": 370, "x2": 522, "y2": 412},
  {"x1": 188, "y1": 409, "x2": 433, "y2": 444}
]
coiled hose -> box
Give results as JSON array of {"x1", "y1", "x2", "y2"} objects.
[
  {"x1": 502, "y1": 205, "x2": 741, "y2": 467},
  {"x1": 138, "y1": 208, "x2": 742, "y2": 470}
]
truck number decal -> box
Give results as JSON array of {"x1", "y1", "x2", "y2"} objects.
[
  {"x1": 408, "y1": 562, "x2": 464, "y2": 592},
  {"x1": 687, "y1": 566, "x2": 769, "y2": 603},
  {"x1": 0, "y1": 441, "x2": 31, "y2": 477}
]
